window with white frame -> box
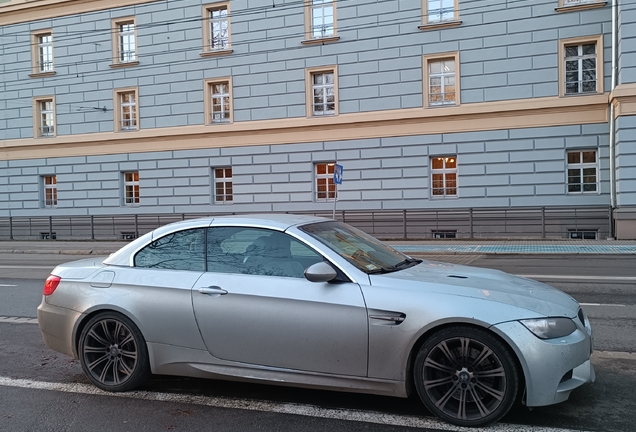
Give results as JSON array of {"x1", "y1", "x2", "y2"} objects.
[
  {"x1": 428, "y1": 58, "x2": 456, "y2": 106},
  {"x1": 310, "y1": 0, "x2": 335, "y2": 39},
  {"x1": 202, "y1": 3, "x2": 231, "y2": 53},
  {"x1": 309, "y1": 70, "x2": 336, "y2": 116},
  {"x1": 31, "y1": 31, "x2": 54, "y2": 75},
  {"x1": 34, "y1": 97, "x2": 55, "y2": 137},
  {"x1": 210, "y1": 81, "x2": 231, "y2": 123},
  {"x1": 38, "y1": 33, "x2": 53, "y2": 72},
  {"x1": 213, "y1": 167, "x2": 233, "y2": 203},
  {"x1": 431, "y1": 156, "x2": 457, "y2": 197},
  {"x1": 123, "y1": 171, "x2": 140, "y2": 206},
  {"x1": 426, "y1": 0, "x2": 456, "y2": 23},
  {"x1": 118, "y1": 21, "x2": 136, "y2": 62},
  {"x1": 115, "y1": 89, "x2": 138, "y2": 131},
  {"x1": 564, "y1": 42, "x2": 597, "y2": 94},
  {"x1": 567, "y1": 150, "x2": 597, "y2": 193},
  {"x1": 315, "y1": 162, "x2": 336, "y2": 201},
  {"x1": 43, "y1": 175, "x2": 57, "y2": 208}
]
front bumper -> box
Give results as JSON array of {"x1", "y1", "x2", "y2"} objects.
[
  {"x1": 37, "y1": 298, "x2": 82, "y2": 359},
  {"x1": 492, "y1": 320, "x2": 595, "y2": 407}
]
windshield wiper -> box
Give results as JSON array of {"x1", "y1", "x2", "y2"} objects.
[{"x1": 392, "y1": 258, "x2": 423, "y2": 270}]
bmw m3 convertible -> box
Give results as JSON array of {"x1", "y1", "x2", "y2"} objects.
[{"x1": 38, "y1": 213, "x2": 595, "y2": 427}]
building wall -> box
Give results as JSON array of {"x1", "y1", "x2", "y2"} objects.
[{"x1": 1, "y1": 0, "x2": 628, "y2": 237}]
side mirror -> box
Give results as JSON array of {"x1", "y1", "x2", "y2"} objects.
[{"x1": 304, "y1": 261, "x2": 337, "y2": 283}]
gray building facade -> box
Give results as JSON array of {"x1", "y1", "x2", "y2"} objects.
[{"x1": 1, "y1": 0, "x2": 635, "y2": 238}]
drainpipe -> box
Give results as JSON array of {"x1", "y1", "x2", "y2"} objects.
[{"x1": 608, "y1": 0, "x2": 618, "y2": 238}]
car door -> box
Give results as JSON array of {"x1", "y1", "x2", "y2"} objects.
[{"x1": 192, "y1": 226, "x2": 369, "y2": 377}]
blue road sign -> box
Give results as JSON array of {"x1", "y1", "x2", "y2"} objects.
[{"x1": 334, "y1": 164, "x2": 343, "y2": 185}]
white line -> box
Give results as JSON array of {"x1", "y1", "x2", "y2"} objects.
[
  {"x1": 0, "y1": 265, "x2": 53, "y2": 269},
  {"x1": 0, "y1": 284, "x2": 18, "y2": 287},
  {"x1": 518, "y1": 275, "x2": 636, "y2": 281},
  {"x1": 0, "y1": 376, "x2": 586, "y2": 432},
  {"x1": 0, "y1": 316, "x2": 38, "y2": 324},
  {"x1": 580, "y1": 303, "x2": 626, "y2": 307}
]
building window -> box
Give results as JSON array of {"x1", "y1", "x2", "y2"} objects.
[
  {"x1": 30, "y1": 30, "x2": 54, "y2": 76},
  {"x1": 424, "y1": 54, "x2": 460, "y2": 107},
  {"x1": 111, "y1": 18, "x2": 137, "y2": 66},
  {"x1": 42, "y1": 175, "x2": 57, "y2": 208},
  {"x1": 557, "y1": 0, "x2": 606, "y2": 12},
  {"x1": 114, "y1": 88, "x2": 139, "y2": 131},
  {"x1": 205, "y1": 78, "x2": 232, "y2": 124},
  {"x1": 567, "y1": 150, "x2": 597, "y2": 193},
  {"x1": 202, "y1": 3, "x2": 231, "y2": 55},
  {"x1": 568, "y1": 229, "x2": 598, "y2": 240},
  {"x1": 33, "y1": 96, "x2": 56, "y2": 138},
  {"x1": 421, "y1": 0, "x2": 459, "y2": 28},
  {"x1": 306, "y1": 0, "x2": 336, "y2": 39},
  {"x1": 559, "y1": 36, "x2": 603, "y2": 96},
  {"x1": 433, "y1": 230, "x2": 457, "y2": 239},
  {"x1": 306, "y1": 67, "x2": 338, "y2": 116},
  {"x1": 431, "y1": 156, "x2": 457, "y2": 197},
  {"x1": 213, "y1": 167, "x2": 233, "y2": 203},
  {"x1": 315, "y1": 162, "x2": 336, "y2": 201},
  {"x1": 123, "y1": 172, "x2": 140, "y2": 206}
]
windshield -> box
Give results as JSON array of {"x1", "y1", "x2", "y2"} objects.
[{"x1": 299, "y1": 221, "x2": 420, "y2": 274}]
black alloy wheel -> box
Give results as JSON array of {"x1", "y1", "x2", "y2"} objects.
[
  {"x1": 414, "y1": 326, "x2": 519, "y2": 427},
  {"x1": 79, "y1": 312, "x2": 150, "y2": 392}
]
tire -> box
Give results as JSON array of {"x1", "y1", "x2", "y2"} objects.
[
  {"x1": 78, "y1": 312, "x2": 151, "y2": 392},
  {"x1": 413, "y1": 326, "x2": 519, "y2": 427}
]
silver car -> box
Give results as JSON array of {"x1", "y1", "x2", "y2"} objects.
[{"x1": 37, "y1": 214, "x2": 594, "y2": 427}]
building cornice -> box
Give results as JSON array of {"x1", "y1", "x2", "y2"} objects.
[
  {"x1": 0, "y1": 0, "x2": 160, "y2": 26},
  {"x1": 1, "y1": 94, "x2": 610, "y2": 161}
]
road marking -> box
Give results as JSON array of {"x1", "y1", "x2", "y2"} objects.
[
  {"x1": 0, "y1": 316, "x2": 38, "y2": 324},
  {"x1": 518, "y1": 274, "x2": 636, "y2": 282},
  {"x1": 580, "y1": 303, "x2": 626, "y2": 307},
  {"x1": 0, "y1": 376, "x2": 586, "y2": 432},
  {"x1": 0, "y1": 265, "x2": 53, "y2": 269},
  {"x1": 0, "y1": 284, "x2": 17, "y2": 287}
]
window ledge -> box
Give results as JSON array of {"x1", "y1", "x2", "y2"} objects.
[
  {"x1": 555, "y1": 2, "x2": 607, "y2": 13},
  {"x1": 200, "y1": 49, "x2": 233, "y2": 58},
  {"x1": 301, "y1": 36, "x2": 340, "y2": 45},
  {"x1": 109, "y1": 61, "x2": 140, "y2": 69},
  {"x1": 418, "y1": 20, "x2": 462, "y2": 31},
  {"x1": 29, "y1": 71, "x2": 56, "y2": 78}
]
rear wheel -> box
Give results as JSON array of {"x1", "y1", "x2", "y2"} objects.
[
  {"x1": 78, "y1": 312, "x2": 150, "y2": 392},
  {"x1": 413, "y1": 326, "x2": 519, "y2": 427}
]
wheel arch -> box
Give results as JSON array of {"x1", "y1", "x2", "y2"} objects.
[
  {"x1": 72, "y1": 305, "x2": 146, "y2": 359},
  {"x1": 405, "y1": 321, "x2": 527, "y2": 402}
]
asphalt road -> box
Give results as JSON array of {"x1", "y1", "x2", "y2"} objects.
[{"x1": 0, "y1": 254, "x2": 635, "y2": 432}]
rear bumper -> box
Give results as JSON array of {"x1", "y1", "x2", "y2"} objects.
[
  {"x1": 37, "y1": 298, "x2": 82, "y2": 359},
  {"x1": 493, "y1": 320, "x2": 595, "y2": 407}
]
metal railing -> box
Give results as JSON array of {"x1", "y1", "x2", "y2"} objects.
[{"x1": 0, "y1": 205, "x2": 612, "y2": 241}]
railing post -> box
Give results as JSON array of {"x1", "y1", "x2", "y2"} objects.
[
  {"x1": 541, "y1": 207, "x2": 546, "y2": 238},
  {"x1": 48, "y1": 216, "x2": 53, "y2": 240},
  {"x1": 134, "y1": 214, "x2": 139, "y2": 239},
  {"x1": 469, "y1": 208, "x2": 474, "y2": 239},
  {"x1": 341, "y1": 210, "x2": 345, "y2": 223},
  {"x1": 9, "y1": 216, "x2": 13, "y2": 240},
  {"x1": 403, "y1": 209, "x2": 407, "y2": 239},
  {"x1": 91, "y1": 215, "x2": 95, "y2": 240}
]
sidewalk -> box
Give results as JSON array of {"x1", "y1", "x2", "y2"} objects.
[{"x1": 1, "y1": 239, "x2": 636, "y2": 255}]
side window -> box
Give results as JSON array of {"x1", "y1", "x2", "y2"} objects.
[
  {"x1": 134, "y1": 228, "x2": 205, "y2": 271},
  {"x1": 207, "y1": 227, "x2": 322, "y2": 278}
]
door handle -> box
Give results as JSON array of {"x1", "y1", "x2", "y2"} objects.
[{"x1": 198, "y1": 286, "x2": 228, "y2": 296}]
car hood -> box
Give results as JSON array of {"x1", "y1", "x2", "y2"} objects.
[{"x1": 371, "y1": 259, "x2": 579, "y2": 318}]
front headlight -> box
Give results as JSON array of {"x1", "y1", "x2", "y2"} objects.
[{"x1": 520, "y1": 317, "x2": 577, "y2": 339}]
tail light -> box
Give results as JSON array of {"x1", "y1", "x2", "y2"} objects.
[{"x1": 44, "y1": 275, "x2": 61, "y2": 296}]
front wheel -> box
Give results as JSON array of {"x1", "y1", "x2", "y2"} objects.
[
  {"x1": 413, "y1": 326, "x2": 519, "y2": 427},
  {"x1": 78, "y1": 312, "x2": 150, "y2": 392}
]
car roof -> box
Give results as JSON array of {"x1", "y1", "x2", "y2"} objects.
[{"x1": 103, "y1": 213, "x2": 331, "y2": 266}]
